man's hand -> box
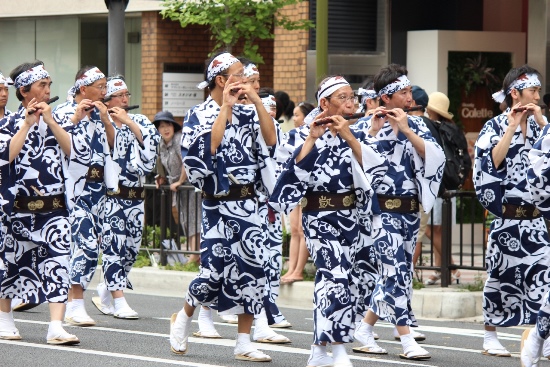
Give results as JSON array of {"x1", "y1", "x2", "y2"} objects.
[
  {"x1": 368, "y1": 107, "x2": 388, "y2": 136},
  {"x1": 109, "y1": 106, "x2": 132, "y2": 125},
  {"x1": 518, "y1": 102, "x2": 546, "y2": 129},
  {"x1": 507, "y1": 102, "x2": 527, "y2": 131},
  {"x1": 310, "y1": 110, "x2": 329, "y2": 139},
  {"x1": 71, "y1": 99, "x2": 94, "y2": 124},
  {"x1": 386, "y1": 108, "x2": 410, "y2": 134},
  {"x1": 222, "y1": 75, "x2": 244, "y2": 110}
]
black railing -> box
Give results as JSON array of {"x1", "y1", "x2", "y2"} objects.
[
  {"x1": 142, "y1": 184, "x2": 488, "y2": 287},
  {"x1": 416, "y1": 190, "x2": 487, "y2": 287},
  {"x1": 142, "y1": 183, "x2": 202, "y2": 265}
]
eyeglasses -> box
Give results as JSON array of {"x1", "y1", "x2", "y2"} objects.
[
  {"x1": 88, "y1": 84, "x2": 107, "y2": 91},
  {"x1": 222, "y1": 73, "x2": 245, "y2": 79},
  {"x1": 327, "y1": 95, "x2": 358, "y2": 104},
  {"x1": 111, "y1": 92, "x2": 132, "y2": 99}
]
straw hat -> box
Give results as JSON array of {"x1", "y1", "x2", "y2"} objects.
[{"x1": 427, "y1": 92, "x2": 453, "y2": 120}]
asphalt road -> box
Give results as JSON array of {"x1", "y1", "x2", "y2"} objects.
[{"x1": 0, "y1": 292, "x2": 538, "y2": 367}]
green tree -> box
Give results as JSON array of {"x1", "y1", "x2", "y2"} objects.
[{"x1": 160, "y1": 0, "x2": 313, "y2": 64}]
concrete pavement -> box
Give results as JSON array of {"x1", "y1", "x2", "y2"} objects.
[{"x1": 90, "y1": 266, "x2": 483, "y2": 319}]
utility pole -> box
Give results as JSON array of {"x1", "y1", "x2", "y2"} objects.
[
  {"x1": 316, "y1": 0, "x2": 328, "y2": 83},
  {"x1": 105, "y1": 0, "x2": 129, "y2": 75}
]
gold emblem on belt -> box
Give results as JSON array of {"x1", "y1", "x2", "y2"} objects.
[{"x1": 385, "y1": 198, "x2": 401, "y2": 210}]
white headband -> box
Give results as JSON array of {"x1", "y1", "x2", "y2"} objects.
[
  {"x1": 492, "y1": 73, "x2": 541, "y2": 103},
  {"x1": 106, "y1": 78, "x2": 128, "y2": 97},
  {"x1": 244, "y1": 63, "x2": 259, "y2": 78},
  {"x1": 262, "y1": 94, "x2": 276, "y2": 108},
  {"x1": 317, "y1": 76, "x2": 350, "y2": 101},
  {"x1": 68, "y1": 67, "x2": 106, "y2": 97},
  {"x1": 377, "y1": 75, "x2": 410, "y2": 97},
  {"x1": 357, "y1": 87, "x2": 377, "y2": 105},
  {"x1": 14, "y1": 64, "x2": 49, "y2": 89},
  {"x1": 197, "y1": 52, "x2": 239, "y2": 90},
  {"x1": 0, "y1": 72, "x2": 12, "y2": 87}
]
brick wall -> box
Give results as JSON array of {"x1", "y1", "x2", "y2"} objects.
[
  {"x1": 273, "y1": 2, "x2": 310, "y2": 104},
  {"x1": 141, "y1": 11, "x2": 274, "y2": 120}
]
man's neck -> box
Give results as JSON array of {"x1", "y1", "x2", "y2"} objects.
[{"x1": 0, "y1": 107, "x2": 5, "y2": 117}]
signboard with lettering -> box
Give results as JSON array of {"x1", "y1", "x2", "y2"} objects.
[
  {"x1": 459, "y1": 86, "x2": 496, "y2": 133},
  {"x1": 162, "y1": 73, "x2": 205, "y2": 117}
]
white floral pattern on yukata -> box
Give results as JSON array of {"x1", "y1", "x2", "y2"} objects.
[
  {"x1": 476, "y1": 110, "x2": 550, "y2": 326},
  {"x1": 101, "y1": 114, "x2": 159, "y2": 291},
  {"x1": 269, "y1": 123, "x2": 387, "y2": 344},
  {"x1": 181, "y1": 97, "x2": 281, "y2": 316},
  {"x1": 351, "y1": 115, "x2": 445, "y2": 327}
]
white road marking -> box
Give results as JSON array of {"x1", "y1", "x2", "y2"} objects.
[
  {"x1": 0, "y1": 339, "x2": 226, "y2": 367},
  {"x1": 12, "y1": 319, "x2": 434, "y2": 366}
]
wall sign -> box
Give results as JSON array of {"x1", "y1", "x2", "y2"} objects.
[{"x1": 162, "y1": 73, "x2": 204, "y2": 117}]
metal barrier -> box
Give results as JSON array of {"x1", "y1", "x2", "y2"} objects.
[
  {"x1": 415, "y1": 190, "x2": 487, "y2": 287},
  {"x1": 142, "y1": 183, "x2": 202, "y2": 265},
  {"x1": 142, "y1": 184, "x2": 488, "y2": 286}
]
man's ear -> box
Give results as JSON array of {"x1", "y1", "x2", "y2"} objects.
[
  {"x1": 380, "y1": 94, "x2": 390, "y2": 104},
  {"x1": 215, "y1": 75, "x2": 226, "y2": 89},
  {"x1": 319, "y1": 97, "x2": 329, "y2": 110}
]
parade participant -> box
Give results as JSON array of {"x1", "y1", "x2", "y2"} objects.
[
  {"x1": 474, "y1": 65, "x2": 550, "y2": 358},
  {"x1": 0, "y1": 61, "x2": 88, "y2": 344},
  {"x1": 270, "y1": 75, "x2": 387, "y2": 367},
  {"x1": 351, "y1": 64, "x2": 445, "y2": 360},
  {"x1": 51, "y1": 66, "x2": 113, "y2": 327},
  {"x1": 170, "y1": 52, "x2": 280, "y2": 362},
  {"x1": 0, "y1": 72, "x2": 11, "y2": 118},
  {"x1": 92, "y1": 75, "x2": 159, "y2": 319},
  {"x1": 356, "y1": 79, "x2": 379, "y2": 116}
]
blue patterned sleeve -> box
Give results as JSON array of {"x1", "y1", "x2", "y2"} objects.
[
  {"x1": 409, "y1": 116, "x2": 445, "y2": 213},
  {"x1": 528, "y1": 123, "x2": 550, "y2": 218},
  {"x1": 473, "y1": 117, "x2": 506, "y2": 216}
]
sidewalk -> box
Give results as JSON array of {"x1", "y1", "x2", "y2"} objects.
[{"x1": 90, "y1": 266, "x2": 483, "y2": 320}]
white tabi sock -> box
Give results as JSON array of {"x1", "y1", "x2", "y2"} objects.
[
  {"x1": 0, "y1": 310, "x2": 16, "y2": 330},
  {"x1": 114, "y1": 297, "x2": 129, "y2": 312},
  {"x1": 331, "y1": 344, "x2": 351, "y2": 365},
  {"x1": 483, "y1": 330, "x2": 505, "y2": 350},
  {"x1": 48, "y1": 320, "x2": 65, "y2": 337}
]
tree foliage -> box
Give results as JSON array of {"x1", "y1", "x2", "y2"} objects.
[{"x1": 160, "y1": 0, "x2": 314, "y2": 64}]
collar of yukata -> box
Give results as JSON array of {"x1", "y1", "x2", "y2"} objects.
[
  {"x1": 262, "y1": 94, "x2": 276, "y2": 108},
  {"x1": 14, "y1": 64, "x2": 49, "y2": 89},
  {"x1": 244, "y1": 63, "x2": 259, "y2": 78},
  {"x1": 357, "y1": 87, "x2": 377, "y2": 105},
  {"x1": 106, "y1": 78, "x2": 128, "y2": 97},
  {"x1": 377, "y1": 75, "x2": 410, "y2": 97},
  {"x1": 0, "y1": 72, "x2": 12, "y2": 87},
  {"x1": 197, "y1": 52, "x2": 239, "y2": 90},
  {"x1": 317, "y1": 76, "x2": 350, "y2": 101},
  {"x1": 491, "y1": 73, "x2": 541, "y2": 103},
  {"x1": 68, "y1": 67, "x2": 105, "y2": 97}
]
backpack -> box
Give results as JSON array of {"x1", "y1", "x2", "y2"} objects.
[{"x1": 420, "y1": 116, "x2": 472, "y2": 194}]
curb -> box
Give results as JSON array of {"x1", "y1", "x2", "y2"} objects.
[{"x1": 91, "y1": 267, "x2": 482, "y2": 319}]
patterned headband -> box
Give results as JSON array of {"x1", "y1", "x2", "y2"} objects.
[
  {"x1": 106, "y1": 78, "x2": 128, "y2": 97},
  {"x1": 197, "y1": 52, "x2": 239, "y2": 90},
  {"x1": 492, "y1": 73, "x2": 541, "y2": 103},
  {"x1": 377, "y1": 75, "x2": 410, "y2": 97},
  {"x1": 14, "y1": 64, "x2": 49, "y2": 89},
  {"x1": 68, "y1": 67, "x2": 106, "y2": 97},
  {"x1": 0, "y1": 72, "x2": 12, "y2": 87},
  {"x1": 317, "y1": 76, "x2": 350, "y2": 101},
  {"x1": 262, "y1": 94, "x2": 276, "y2": 108},
  {"x1": 357, "y1": 87, "x2": 377, "y2": 105},
  {"x1": 244, "y1": 63, "x2": 259, "y2": 78}
]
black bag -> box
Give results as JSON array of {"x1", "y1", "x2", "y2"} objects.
[{"x1": 421, "y1": 116, "x2": 472, "y2": 194}]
